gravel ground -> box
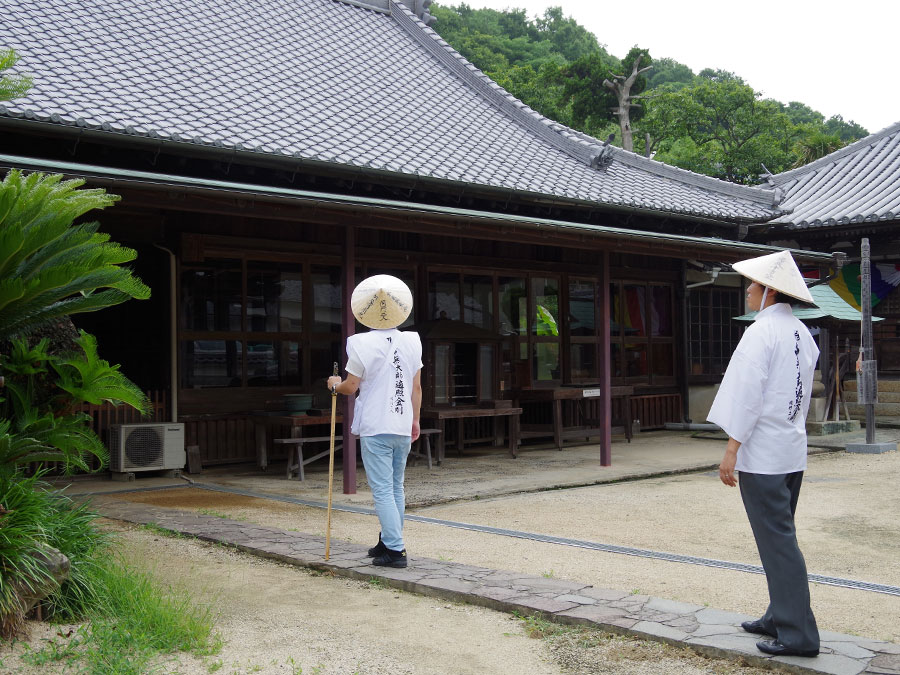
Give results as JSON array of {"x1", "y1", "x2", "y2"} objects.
[
  {"x1": 1, "y1": 526, "x2": 771, "y2": 675},
  {"x1": 95, "y1": 449, "x2": 900, "y2": 643},
  {"x1": 3, "y1": 447, "x2": 897, "y2": 673}
]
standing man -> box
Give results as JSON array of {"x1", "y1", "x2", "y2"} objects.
[
  {"x1": 328, "y1": 275, "x2": 422, "y2": 569},
  {"x1": 708, "y1": 250, "x2": 821, "y2": 658}
]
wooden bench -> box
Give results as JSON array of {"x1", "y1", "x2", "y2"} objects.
[
  {"x1": 409, "y1": 428, "x2": 442, "y2": 469},
  {"x1": 274, "y1": 435, "x2": 341, "y2": 481},
  {"x1": 513, "y1": 386, "x2": 632, "y2": 450},
  {"x1": 422, "y1": 407, "x2": 522, "y2": 459}
]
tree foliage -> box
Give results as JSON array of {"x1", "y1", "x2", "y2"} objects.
[
  {"x1": 823, "y1": 115, "x2": 869, "y2": 142},
  {"x1": 791, "y1": 130, "x2": 845, "y2": 167},
  {"x1": 431, "y1": 3, "x2": 869, "y2": 182},
  {"x1": 641, "y1": 79, "x2": 797, "y2": 183},
  {"x1": 555, "y1": 46, "x2": 652, "y2": 152},
  {"x1": 0, "y1": 48, "x2": 32, "y2": 103}
]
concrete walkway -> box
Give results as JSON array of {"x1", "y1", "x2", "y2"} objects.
[{"x1": 93, "y1": 493, "x2": 900, "y2": 675}]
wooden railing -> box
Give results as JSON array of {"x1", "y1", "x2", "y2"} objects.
[
  {"x1": 630, "y1": 394, "x2": 682, "y2": 430},
  {"x1": 182, "y1": 415, "x2": 257, "y2": 465}
]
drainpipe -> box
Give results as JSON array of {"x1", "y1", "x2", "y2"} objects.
[
  {"x1": 153, "y1": 244, "x2": 178, "y2": 423},
  {"x1": 685, "y1": 267, "x2": 720, "y2": 289}
]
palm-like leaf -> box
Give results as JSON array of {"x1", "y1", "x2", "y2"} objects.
[
  {"x1": 0, "y1": 170, "x2": 150, "y2": 342},
  {"x1": 52, "y1": 331, "x2": 150, "y2": 414}
]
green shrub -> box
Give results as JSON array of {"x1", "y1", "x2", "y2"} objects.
[
  {"x1": 0, "y1": 473, "x2": 110, "y2": 626},
  {"x1": 41, "y1": 492, "x2": 112, "y2": 621},
  {"x1": 2, "y1": 474, "x2": 221, "y2": 669},
  {"x1": 21, "y1": 557, "x2": 221, "y2": 674},
  {"x1": 0, "y1": 472, "x2": 57, "y2": 625}
]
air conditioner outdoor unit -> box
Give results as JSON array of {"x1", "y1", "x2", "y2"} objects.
[{"x1": 109, "y1": 423, "x2": 185, "y2": 473}]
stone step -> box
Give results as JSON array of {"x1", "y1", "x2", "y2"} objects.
[
  {"x1": 847, "y1": 402, "x2": 900, "y2": 417},
  {"x1": 844, "y1": 379, "x2": 900, "y2": 393},
  {"x1": 844, "y1": 391, "x2": 900, "y2": 403}
]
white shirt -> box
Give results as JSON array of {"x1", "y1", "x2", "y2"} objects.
[
  {"x1": 707, "y1": 303, "x2": 819, "y2": 474},
  {"x1": 345, "y1": 328, "x2": 423, "y2": 437}
]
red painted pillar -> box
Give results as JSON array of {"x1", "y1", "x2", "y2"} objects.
[
  {"x1": 342, "y1": 226, "x2": 357, "y2": 494},
  {"x1": 599, "y1": 250, "x2": 612, "y2": 466}
]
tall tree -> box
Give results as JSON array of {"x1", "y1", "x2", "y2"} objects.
[
  {"x1": 823, "y1": 115, "x2": 869, "y2": 142},
  {"x1": 781, "y1": 101, "x2": 825, "y2": 127},
  {"x1": 641, "y1": 79, "x2": 794, "y2": 183},
  {"x1": 645, "y1": 57, "x2": 694, "y2": 90},
  {"x1": 602, "y1": 47, "x2": 652, "y2": 152},
  {"x1": 558, "y1": 47, "x2": 651, "y2": 152},
  {"x1": 531, "y1": 6, "x2": 601, "y2": 62}
]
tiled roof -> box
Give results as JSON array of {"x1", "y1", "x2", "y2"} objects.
[
  {"x1": 766, "y1": 122, "x2": 900, "y2": 228},
  {"x1": 734, "y1": 283, "x2": 883, "y2": 323},
  {"x1": 0, "y1": 0, "x2": 779, "y2": 222}
]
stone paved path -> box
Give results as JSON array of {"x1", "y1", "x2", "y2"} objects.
[{"x1": 94, "y1": 499, "x2": 900, "y2": 675}]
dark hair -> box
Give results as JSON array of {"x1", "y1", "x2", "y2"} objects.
[
  {"x1": 773, "y1": 291, "x2": 793, "y2": 304},
  {"x1": 774, "y1": 291, "x2": 815, "y2": 308}
]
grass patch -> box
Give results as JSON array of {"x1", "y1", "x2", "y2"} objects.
[
  {"x1": 21, "y1": 557, "x2": 222, "y2": 673},
  {"x1": 516, "y1": 613, "x2": 771, "y2": 674},
  {"x1": 518, "y1": 613, "x2": 568, "y2": 639},
  {"x1": 138, "y1": 522, "x2": 190, "y2": 539},
  {"x1": 2, "y1": 473, "x2": 221, "y2": 673},
  {"x1": 197, "y1": 508, "x2": 232, "y2": 519}
]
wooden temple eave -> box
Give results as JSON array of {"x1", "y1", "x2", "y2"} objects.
[{"x1": 102, "y1": 183, "x2": 819, "y2": 267}]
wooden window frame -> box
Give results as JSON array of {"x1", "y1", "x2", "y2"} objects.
[{"x1": 178, "y1": 251, "x2": 342, "y2": 392}]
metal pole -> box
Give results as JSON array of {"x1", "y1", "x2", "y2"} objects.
[{"x1": 861, "y1": 239, "x2": 876, "y2": 444}]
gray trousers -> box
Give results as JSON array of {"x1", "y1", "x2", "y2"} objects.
[{"x1": 739, "y1": 471, "x2": 819, "y2": 651}]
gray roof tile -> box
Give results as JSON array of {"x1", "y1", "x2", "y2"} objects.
[
  {"x1": 767, "y1": 122, "x2": 900, "y2": 228},
  {"x1": 0, "y1": 0, "x2": 778, "y2": 222}
]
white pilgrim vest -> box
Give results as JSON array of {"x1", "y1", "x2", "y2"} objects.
[
  {"x1": 345, "y1": 328, "x2": 423, "y2": 437},
  {"x1": 707, "y1": 303, "x2": 819, "y2": 474}
]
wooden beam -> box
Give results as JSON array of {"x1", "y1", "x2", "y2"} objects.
[
  {"x1": 599, "y1": 250, "x2": 612, "y2": 466},
  {"x1": 342, "y1": 225, "x2": 357, "y2": 494}
]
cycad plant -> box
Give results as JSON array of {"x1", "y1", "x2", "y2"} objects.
[
  {"x1": 0, "y1": 168, "x2": 151, "y2": 474},
  {"x1": 0, "y1": 169, "x2": 154, "y2": 638},
  {"x1": 0, "y1": 169, "x2": 150, "y2": 342},
  {"x1": 0, "y1": 332, "x2": 150, "y2": 477}
]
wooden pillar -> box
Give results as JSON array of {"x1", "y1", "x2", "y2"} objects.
[
  {"x1": 342, "y1": 226, "x2": 357, "y2": 494},
  {"x1": 678, "y1": 261, "x2": 691, "y2": 422},
  {"x1": 599, "y1": 250, "x2": 612, "y2": 466}
]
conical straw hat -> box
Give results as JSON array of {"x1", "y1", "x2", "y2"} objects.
[
  {"x1": 732, "y1": 251, "x2": 815, "y2": 304},
  {"x1": 351, "y1": 274, "x2": 413, "y2": 329}
]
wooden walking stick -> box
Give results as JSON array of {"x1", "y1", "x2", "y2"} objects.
[{"x1": 325, "y1": 362, "x2": 338, "y2": 561}]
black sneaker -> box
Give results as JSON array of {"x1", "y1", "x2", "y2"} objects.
[
  {"x1": 372, "y1": 548, "x2": 407, "y2": 568},
  {"x1": 367, "y1": 536, "x2": 388, "y2": 558}
]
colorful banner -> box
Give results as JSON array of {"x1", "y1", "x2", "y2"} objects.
[{"x1": 829, "y1": 263, "x2": 900, "y2": 310}]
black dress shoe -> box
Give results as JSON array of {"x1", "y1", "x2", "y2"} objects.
[
  {"x1": 756, "y1": 639, "x2": 819, "y2": 657},
  {"x1": 741, "y1": 619, "x2": 776, "y2": 638}
]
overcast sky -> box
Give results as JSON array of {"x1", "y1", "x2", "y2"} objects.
[{"x1": 464, "y1": 0, "x2": 898, "y2": 135}]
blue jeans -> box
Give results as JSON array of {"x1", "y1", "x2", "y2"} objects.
[{"x1": 360, "y1": 434, "x2": 411, "y2": 552}]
